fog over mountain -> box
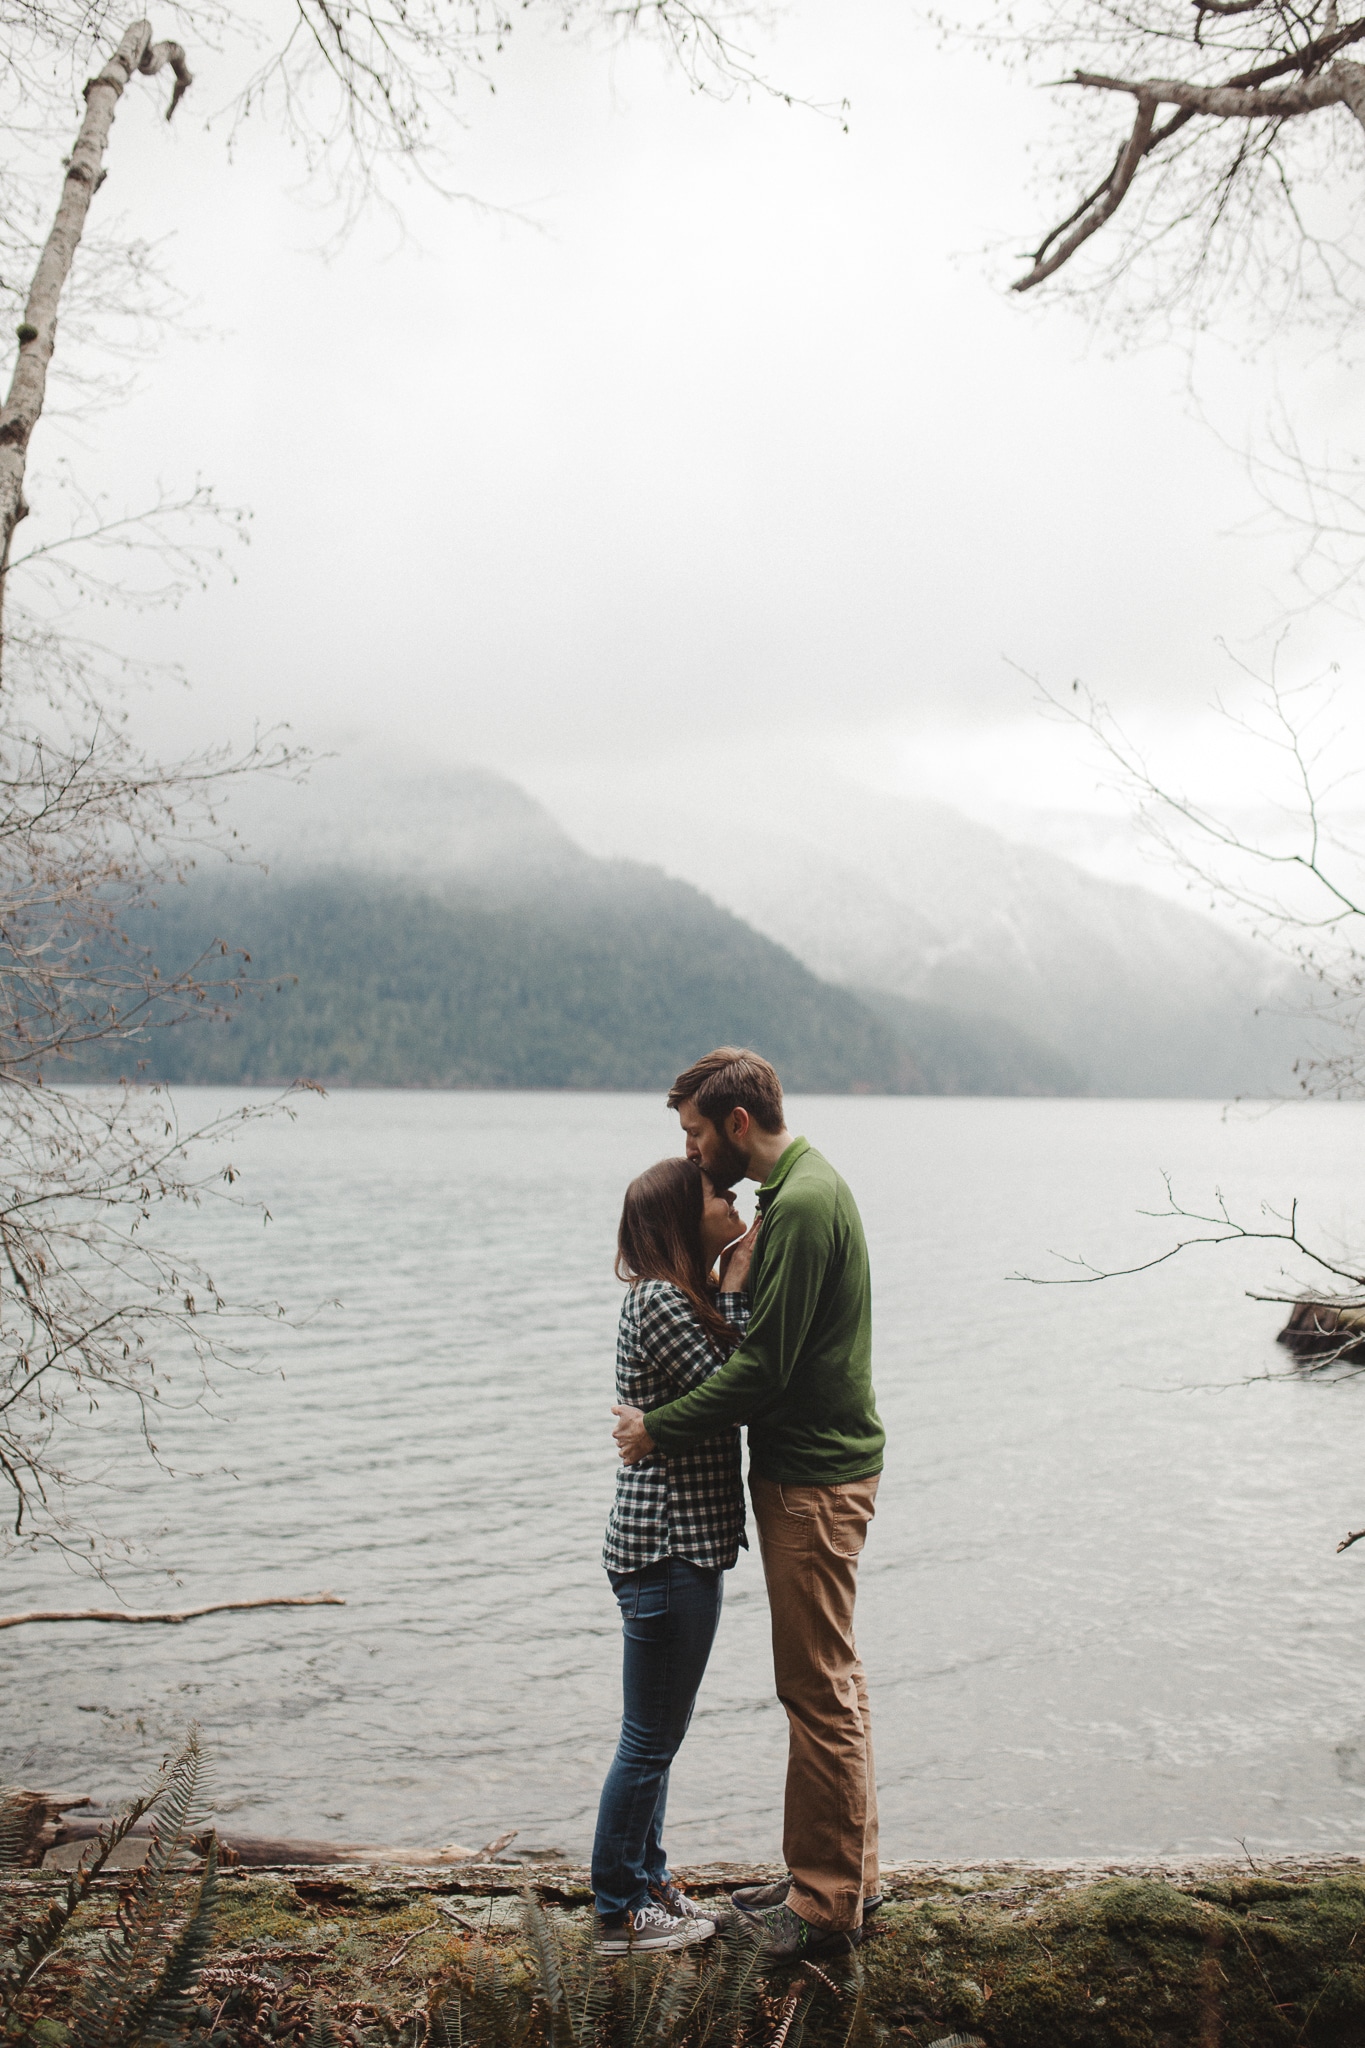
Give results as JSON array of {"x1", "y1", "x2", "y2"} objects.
[
  {"x1": 120, "y1": 759, "x2": 1060, "y2": 1094},
  {"x1": 527, "y1": 767, "x2": 1309, "y2": 1097},
  {"x1": 244, "y1": 761, "x2": 587, "y2": 884},
  {"x1": 221, "y1": 756, "x2": 1308, "y2": 1097}
]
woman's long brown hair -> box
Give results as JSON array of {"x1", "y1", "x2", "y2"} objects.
[{"x1": 615, "y1": 1156, "x2": 735, "y2": 1352}]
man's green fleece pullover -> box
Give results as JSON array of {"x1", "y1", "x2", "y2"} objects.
[{"x1": 644, "y1": 1138, "x2": 885, "y2": 1486}]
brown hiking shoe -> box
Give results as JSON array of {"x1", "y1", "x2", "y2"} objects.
[{"x1": 731, "y1": 1878, "x2": 884, "y2": 1925}]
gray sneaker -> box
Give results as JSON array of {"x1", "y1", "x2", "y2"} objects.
[{"x1": 595, "y1": 1903, "x2": 716, "y2": 1955}]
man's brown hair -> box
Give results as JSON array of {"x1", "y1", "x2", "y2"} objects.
[{"x1": 666, "y1": 1047, "x2": 785, "y2": 1134}]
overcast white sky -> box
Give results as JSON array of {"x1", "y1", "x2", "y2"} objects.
[{"x1": 24, "y1": 0, "x2": 1365, "y2": 886}]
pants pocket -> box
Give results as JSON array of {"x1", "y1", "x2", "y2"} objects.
[
  {"x1": 633, "y1": 1574, "x2": 669, "y2": 1620},
  {"x1": 778, "y1": 1485, "x2": 818, "y2": 1519},
  {"x1": 831, "y1": 1484, "x2": 876, "y2": 1558},
  {"x1": 612, "y1": 1566, "x2": 669, "y2": 1620}
]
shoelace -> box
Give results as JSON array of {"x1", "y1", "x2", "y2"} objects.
[{"x1": 651, "y1": 1884, "x2": 697, "y2": 1917}]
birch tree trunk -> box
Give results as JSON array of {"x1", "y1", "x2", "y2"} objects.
[
  {"x1": 0, "y1": 19, "x2": 190, "y2": 671},
  {"x1": 1333, "y1": 56, "x2": 1365, "y2": 127}
]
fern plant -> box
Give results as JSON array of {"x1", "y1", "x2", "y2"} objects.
[
  {"x1": 1, "y1": 1729, "x2": 220, "y2": 2048},
  {"x1": 303, "y1": 2000, "x2": 348, "y2": 2048},
  {"x1": 428, "y1": 1890, "x2": 781, "y2": 2048},
  {"x1": 428, "y1": 1921, "x2": 543, "y2": 2048},
  {"x1": 71, "y1": 1728, "x2": 215, "y2": 2048},
  {"x1": 1, "y1": 1785, "x2": 157, "y2": 2030},
  {"x1": 521, "y1": 1892, "x2": 615, "y2": 2048}
]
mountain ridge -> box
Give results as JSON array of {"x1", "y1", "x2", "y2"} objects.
[
  {"x1": 77, "y1": 762, "x2": 1081, "y2": 1096},
  {"x1": 527, "y1": 766, "x2": 1308, "y2": 1097}
]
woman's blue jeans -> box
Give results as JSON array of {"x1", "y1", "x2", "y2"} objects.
[{"x1": 591, "y1": 1554, "x2": 724, "y2": 1919}]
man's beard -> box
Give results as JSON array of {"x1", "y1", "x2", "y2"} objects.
[{"x1": 705, "y1": 1131, "x2": 751, "y2": 1188}]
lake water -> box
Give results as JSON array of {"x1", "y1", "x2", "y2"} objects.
[{"x1": 5, "y1": 1090, "x2": 1365, "y2": 1866}]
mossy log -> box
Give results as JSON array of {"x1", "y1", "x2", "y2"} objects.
[{"x1": 7, "y1": 1855, "x2": 1365, "y2": 2045}]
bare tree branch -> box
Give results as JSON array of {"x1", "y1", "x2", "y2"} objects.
[
  {"x1": 944, "y1": 2, "x2": 1365, "y2": 327},
  {"x1": 1014, "y1": 1173, "x2": 1365, "y2": 1286},
  {"x1": 1017, "y1": 92, "x2": 1159, "y2": 287},
  {"x1": 0, "y1": 631, "x2": 316, "y2": 1563}
]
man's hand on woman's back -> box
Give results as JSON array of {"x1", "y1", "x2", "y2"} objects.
[{"x1": 613, "y1": 1403, "x2": 656, "y2": 1465}]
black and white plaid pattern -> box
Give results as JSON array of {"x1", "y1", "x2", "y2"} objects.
[{"x1": 603, "y1": 1280, "x2": 749, "y2": 1574}]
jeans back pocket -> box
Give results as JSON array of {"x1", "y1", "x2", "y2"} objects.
[{"x1": 610, "y1": 1563, "x2": 669, "y2": 1620}]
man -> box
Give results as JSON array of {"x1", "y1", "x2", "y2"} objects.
[{"x1": 612, "y1": 1047, "x2": 885, "y2": 1961}]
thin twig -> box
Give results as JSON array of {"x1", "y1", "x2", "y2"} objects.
[
  {"x1": 436, "y1": 1902, "x2": 483, "y2": 1935},
  {"x1": 378, "y1": 1919, "x2": 445, "y2": 1974}
]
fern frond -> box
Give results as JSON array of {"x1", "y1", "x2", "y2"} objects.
[
  {"x1": 71, "y1": 1728, "x2": 208, "y2": 2048},
  {"x1": 433, "y1": 1933, "x2": 545, "y2": 2048},
  {"x1": 304, "y1": 1999, "x2": 347, "y2": 2048},
  {"x1": 650, "y1": 1952, "x2": 703, "y2": 2044},
  {"x1": 136, "y1": 1833, "x2": 220, "y2": 2045},
  {"x1": 689, "y1": 1912, "x2": 764, "y2": 2046},
  {"x1": 553, "y1": 1911, "x2": 611, "y2": 2048},
  {"x1": 425, "y1": 1987, "x2": 456, "y2": 2048},
  {"x1": 618, "y1": 1951, "x2": 667, "y2": 2045},
  {"x1": 520, "y1": 1890, "x2": 565, "y2": 2020},
  {"x1": 836, "y1": 1955, "x2": 886, "y2": 2048},
  {"x1": 1, "y1": 1793, "x2": 155, "y2": 2021}
]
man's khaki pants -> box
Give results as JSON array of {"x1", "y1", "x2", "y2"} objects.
[{"x1": 749, "y1": 1474, "x2": 880, "y2": 1932}]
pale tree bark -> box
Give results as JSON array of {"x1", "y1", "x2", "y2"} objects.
[
  {"x1": 989, "y1": 5, "x2": 1365, "y2": 299},
  {"x1": 1334, "y1": 54, "x2": 1365, "y2": 124},
  {"x1": 0, "y1": 19, "x2": 190, "y2": 668},
  {"x1": 1016, "y1": 54, "x2": 1365, "y2": 291}
]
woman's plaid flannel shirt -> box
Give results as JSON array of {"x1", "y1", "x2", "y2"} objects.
[{"x1": 602, "y1": 1280, "x2": 750, "y2": 1574}]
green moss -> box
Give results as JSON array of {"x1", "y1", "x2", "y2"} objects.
[
  {"x1": 862, "y1": 1874, "x2": 1365, "y2": 2048},
  {"x1": 12, "y1": 1866, "x2": 1365, "y2": 2045}
]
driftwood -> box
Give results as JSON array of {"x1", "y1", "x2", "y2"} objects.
[
  {"x1": 1277, "y1": 1300, "x2": 1365, "y2": 1361},
  {"x1": 31, "y1": 1806, "x2": 521, "y2": 1872},
  {"x1": 1, "y1": 1791, "x2": 93, "y2": 1867},
  {"x1": 0, "y1": 1592, "x2": 345, "y2": 1632},
  {"x1": 208, "y1": 1831, "x2": 515, "y2": 1870}
]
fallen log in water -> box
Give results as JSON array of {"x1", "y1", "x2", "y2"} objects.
[
  {"x1": 1277, "y1": 1299, "x2": 1365, "y2": 1361},
  {"x1": 30, "y1": 1800, "x2": 520, "y2": 1872},
  {"x1": 0, "y1": 1592, "x2": 345, "y2": 1631}
]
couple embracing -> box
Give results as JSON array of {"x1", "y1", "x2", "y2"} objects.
[{"x1": 593, "y1": 1048, "x2": 885, "y2": 1963}]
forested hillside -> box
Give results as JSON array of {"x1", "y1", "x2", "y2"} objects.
[
  {"x1": 88, "y1": 860, "x2": 1077, "y2": 1095},
  {"x1": 101, "y1": 865, "x2": 904, "y2": 1091},
  {"x1": 64, "y1": 761, "x2": 1087, "y2": 1096}
]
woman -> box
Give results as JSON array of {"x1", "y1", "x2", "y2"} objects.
[{"x1": 592, "y1": 1155, "x2": 758, "y2": 1956}]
